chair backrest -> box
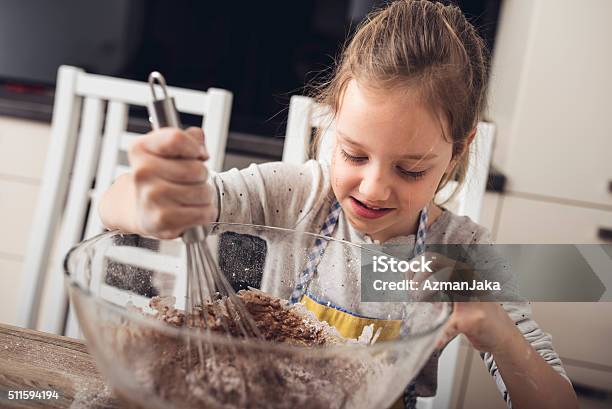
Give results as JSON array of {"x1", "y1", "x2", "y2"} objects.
[
  {"x1": 18, "y1": 65, "x2": 232, "y2": 335},
  {"x1": 283, "y1": 95, "x2": 334, "y2": 164},
  {"x1": 282, "y1": 95, "x2": 495, "y2": 223}
]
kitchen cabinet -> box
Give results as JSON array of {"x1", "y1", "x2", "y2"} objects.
[
  {"x1": 0, "y1": 115, "x2": 51, "y2": 260},
  {"x1": 459, "y1": 345, "x2": 507, "y2": 409},
  {"x1": 0, "y1": 258, "x2": 21, "y2": 325},
  {"x1": 532, "y1": 302, "x2": 612, "y2": 368},
  {"x1": 478, "y1": 192, "x2": 501, "y2": 236},
  {"x1": 0, "y1": 116, "x2": 51, "y2": 180},
  {"x1": 450, "y1": 0, "x2": 612, "y2": 407},
  {"x1": 495, "y1": 195, "x2": 612, "y2": 244},
  {"x1": 0, "y1": 179, "x2": 41, "y2": 258},
  {"x1": 563, "y1": 364, "x2": 612, "y2": 394},
  {"x1": 488, "y1": 0, "x2": 612, "y2": 207},
  {"x1": 0, "y1": 116, "x2": 50, "y2": 326},
  {"x1": 452, "y1": 194, "x2": 612, "y2": 408}
]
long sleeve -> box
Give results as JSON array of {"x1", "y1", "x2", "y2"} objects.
[
  {"x1": 435, "y1": 221, "x2": 570, "y2": 408},
  {"x1": 480, "y1": 302, "x2": 571, "y2": 408},
  {"x1": 211, "y1": 160, "x2": 331, "y2": 229}
]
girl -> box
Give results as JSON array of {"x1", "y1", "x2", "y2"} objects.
[{"x1": 99, "y1": 1, "x2": 578, "y2": 408}]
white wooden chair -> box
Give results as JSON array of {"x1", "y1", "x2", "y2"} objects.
[
  {"x1": 17, "y1": 65, "x2": 232, "y2": 336},
  {"x1": 282, "y1": 95, "x2": 495, "y2": 409}
]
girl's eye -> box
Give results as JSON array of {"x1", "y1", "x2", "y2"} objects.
[
  {"x1": 397, "y1": 167, "x2": 427, "y2": 180},
  {"x1": 340, "y1": 148, "x2": 426, "y2": 179},
  {"x1": 340, "y1": 149, "x2": 367, "y2": 163}
]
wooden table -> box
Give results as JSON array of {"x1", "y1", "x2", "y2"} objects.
[{"x1": 0, "y1": 323, "x2": 123, "y2": 408}]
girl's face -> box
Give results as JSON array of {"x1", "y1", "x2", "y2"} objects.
[{"x1": 331, "y1": 79, "x2": 456, "y2": 242}]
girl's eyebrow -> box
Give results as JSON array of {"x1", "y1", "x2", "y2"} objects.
[
  {"x1": 337, "y1": 129, "x2": 438, "y2": 160},
  {"x1": 399, "y1": 152, "x2": 438, "y2": 160}
]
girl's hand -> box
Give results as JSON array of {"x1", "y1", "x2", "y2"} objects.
[
  {"x1": 436, "y1": 302, "x2": 518, "y2": 354},
  {"x1": 411, "y1": 252, "x2": 518, "y2": 353},
  {"x1": 126, "y1": 127, "x2": 217, "y2": 239}
]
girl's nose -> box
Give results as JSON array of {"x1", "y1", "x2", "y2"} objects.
[{"x1": 358, "y1": 166, "x2": 391, "y2": 202}]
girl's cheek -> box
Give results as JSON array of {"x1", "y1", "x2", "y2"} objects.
[
  {"x1": 330, "y1": 155, "x2": 341, "y2": 193},
  {"x1": 331, "y1": 161, "x2": 344, "y2": 190},
  {"x1": 331, "y1": 158, "x2": 357, "y2": 196}
]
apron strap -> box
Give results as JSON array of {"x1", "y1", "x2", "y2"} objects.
[
  {"x1": 289, "y1": 200, "x2": 342, "y2": 303},
  {"x1": 413, "y1": 205, "x2": 428, "y2": 256},
  {"x1": 404, "y1": 205, "x2": 428, "y2": 409}
]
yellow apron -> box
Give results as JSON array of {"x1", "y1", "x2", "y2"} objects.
[{"x1": 300, "y1": 294, "x2": 406, "y2": 409}]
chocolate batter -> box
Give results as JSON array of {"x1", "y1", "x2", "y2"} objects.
[{"x1": 105, "y1": 290, "x2": 365, "y2": 409}]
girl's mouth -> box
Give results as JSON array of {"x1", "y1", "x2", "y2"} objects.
[{"x1": 349, "y1": 197, "x2": 393, "y2": 219}]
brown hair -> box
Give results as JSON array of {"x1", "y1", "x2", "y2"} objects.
[{"x1": 311, "y1": 0, "x2": 489, "y2": 197}]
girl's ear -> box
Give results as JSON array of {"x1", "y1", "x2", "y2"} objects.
[
  {"x1": 444, "y1": 127, "x2": 477, "y2": 174},
  {"x1": 465, "y1": 127, "x2": 477, "y2": 147}
]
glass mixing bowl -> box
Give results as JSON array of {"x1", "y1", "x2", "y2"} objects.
[{"x1": 64, "y1": 223, "x2": 451, "y2": 409}]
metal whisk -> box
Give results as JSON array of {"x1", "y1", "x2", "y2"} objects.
[{"x1": 147, "y1": 72, "x2": 263, "y2": 366}]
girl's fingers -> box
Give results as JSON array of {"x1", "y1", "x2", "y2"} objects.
[
  {"x1": 153, "y1": 179, "x2": 214, "y2": 207},
  {"x1": 436, "y1": 331, "x2": 457, "y2": 349},
  {"x1": 436, "y1": 316, "x2": 459, "y2": 349},
  {"x1": 140, "y1": 205, "x2": 216, "y2": 239},
  {"x1": 131, "y1": 151, "x2": 208, "y2": 184},
  {"x1": 130, "y1": 127, "x2": 207, "y2": 160},
  {"x1": 184, "y1": 127, "x2": 208, "y2": 159},
  {"x1": 137, "y1": 178, "x2": 212, "y2": 208}
]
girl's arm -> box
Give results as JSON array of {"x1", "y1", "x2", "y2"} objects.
[
  {"x1": 437, "y1": 302, "x2": 578, "y2": 409},
  {"x1": 211, "y1": 160, "x2": 331, "y2": 229},
  {"x1": 491, "y1": 320, "x2": 578, "y2": 409},
  {"x1": 99, "y1": 173, "x2": 139, "y2": 233}
]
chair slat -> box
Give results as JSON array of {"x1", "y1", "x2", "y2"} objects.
[
  {"x1": 66, "y1": 100, "x2": 126, "y2": 338},
  {"x1": 283, "y1": 96, "x2": 313, "y2": 164},
  {"x1": 84, "y1": 101, "x2": 129, "y2": 240},
  {"x1": 114, "y1": 165, "x2": 131, "y2": 180},
  {"x1": 203, "y1": 88, "x2": 232, "y2": 172},
  {"x1": 119, "y1": 132, "x2": 142, "y2": 152},
  {"x1": 99, "y1": 284, "x2": 152, "y2": 310},
  {"x1": 104, "y1": 246, "x2": 183, "y2": 276},
  {"x1": 38, "y1": 97, "x2": 105, "y2": 334},
  {"x1": 76, "y1": 73, "x2": 208, "y2": 115},
  {"x1": 310, "y1": 104, "x2": 333, "y2": 128},
  {"x1": 283, "y1": 96, "x2": 335, "y2": 164},
  {"x1": 462, "y1": 122, "x2": 496, "y2": 223}
]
